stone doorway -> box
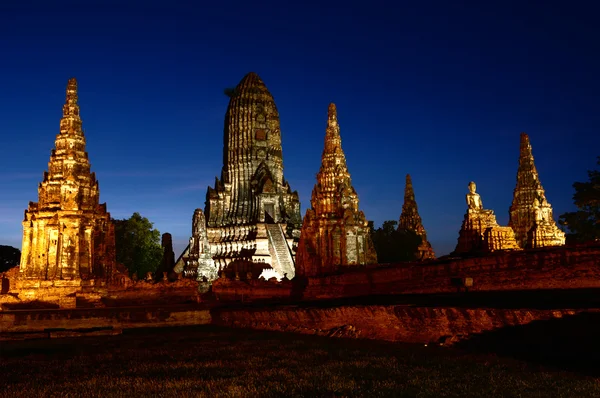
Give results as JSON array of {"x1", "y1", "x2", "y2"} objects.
[{"x1": 264, "y1": 203, "x2": 275, "y2": 224}]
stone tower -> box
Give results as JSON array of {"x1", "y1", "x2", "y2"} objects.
[
  {"x1": 295, "y1": 103, "x2": 377, "y2": 277},
  {"x1": 204, "y1": 72, "x2": 301, "y2": 279},
  {"x1": 175, "y1": 208, "x2": 218, "y2": 288},
  {"x1": 398, "y1": 174, "x2": 435, "y2": 260},
  {"x1": 508, "y1": 133, "x2": 565, "y2": 248},
  {"x1": 19, "y1": 78, "x2": 116, "y2": 282},
  {"x1": 157, "y1": 233, "x2": 175, "y2": 280}
]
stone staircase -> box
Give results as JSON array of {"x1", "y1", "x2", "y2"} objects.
[{"x1": 266, "y1": 224, "x2": 295, "y2": 279}]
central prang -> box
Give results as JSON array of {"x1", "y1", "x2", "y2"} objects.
[{"x1": 177, "y1": 73, "x2": 302, "y2": 284}]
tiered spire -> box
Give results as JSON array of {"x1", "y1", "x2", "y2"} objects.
[
  {"x1": 310, "y1": 103, "x2": 357, "y2": 216},
  {"x1": 40, "y1": 77, "x2": 97, "y2": 211},
  {"x1": 509, "y1": 133, "x2": 565, "y2": 248},
  {"x1": 296, "y1": 103, "x2": 377, "y2": 277},
  {"x1": 398, "y1": 174, "x2": 435, "y2": 260},
  {"x1": 19, "y1": 78, "x2": 115, "y2": 282}
]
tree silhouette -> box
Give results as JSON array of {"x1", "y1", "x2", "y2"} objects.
[
  {"x1": 559, "y1": 157, "x2": 600, "y2": 243},
  {"x1": 113, "y1": 212, "x2": 162, "y2": 279},
  {"x1": 0, "y1": 245, "x2": 20, "y2": 273},
  {"x1": 371, "y1": 220, "x2": 422, "y2": 263}
]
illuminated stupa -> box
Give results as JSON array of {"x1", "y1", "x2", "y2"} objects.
[
  {"x1": 18, "y1": 78, "x2": 116, "y2": 284},
  {"x1": 508, "y1": 133, "x2": 565, "y2": 248},
  {"x1": 295, "y1": 103, "x2": 377, "y2": 277}
]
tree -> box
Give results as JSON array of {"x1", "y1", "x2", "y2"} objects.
[
  {"x1": 559, "y1": 157, "x2": 600, "y2": 243},
  {"x1": 371, "y1": 220, "x2": 422, "y2": 263},
  {"x1": 0, "y1": 245, "x2": 21, "y2": 273},
  {"x1": 113, "y1": 212, "x2": 163, "y2": 279}
]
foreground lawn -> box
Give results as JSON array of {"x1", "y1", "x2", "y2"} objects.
[{"x1": 0, "y1": 325, "x2": 598, "y2": 397}]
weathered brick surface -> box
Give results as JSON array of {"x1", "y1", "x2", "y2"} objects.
[
  {"x1": 212, "y1": 243, "x2": 600, "y2": 301},
  {"x1": 213, "y1": 305, "x2": 585, "y2": 344},
  {"x1": 0, "y1": 305, "x2": 211, "y2": 335}
]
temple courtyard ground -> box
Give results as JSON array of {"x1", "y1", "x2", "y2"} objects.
[{"x1": 1, "y1": 325, "x2": 599, "y2": 397}]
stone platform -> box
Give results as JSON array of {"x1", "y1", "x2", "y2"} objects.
[
  {"x1": 3, "y1": 290, "x2": 600, "y2": 346},
  {"x1": 0, "y1": 303, "x2": 211, "y2": 340}
]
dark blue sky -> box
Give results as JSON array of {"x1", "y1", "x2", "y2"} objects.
[{"x1": 1, "y1": 0, "x2": 599, "y2": 257}]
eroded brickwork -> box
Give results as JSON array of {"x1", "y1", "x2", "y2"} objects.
[
  {"x1": 203, "y1": 73, "x2": 301, "y2": 279},
  {"x1": 398, "y1": 174, "x2": 435, "y2": 260},
  {"x1": 509, "y1": 133, "x2": 565, "y2": 248},
  {"x1": 18, "y1": 78, "x2": 116, "y2": 283},
  {"x1": 295, "y1": 104, "x2": 377, "y2": 277}
]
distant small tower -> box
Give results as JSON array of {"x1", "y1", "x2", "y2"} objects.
[
  {"x1": 295, "y1": 103, "x2": 377, "y2": 277},
  {"x1": 157, "y1": 233, "x2": 175, "y2": 279},
  {"x1": 398, "y1": 174, "x2": 435, "y2": 260},
  {"x1": 508, "y1": 133, "x2": 565, "y2": 248},
  {"x1": 18, "y1": 78, "x2": 116, "y2": 282}
]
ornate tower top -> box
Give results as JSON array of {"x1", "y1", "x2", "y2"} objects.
[
  {"x1": 207, "y1": 72, "x2": 300, "y2": 227},
  {"x1": 36, "y1": 78, "x2": 98, "y2": 212},
  {"x1": 399, "y1": 174, "x2": 424, "y2": 233},
  {"x1": 222, "y1": 71, "x2": 283, "y2": 176},
  {"x1": 60, "y1": 78, "x2": 84, "y2": 137},
  {"x1": 515, "y1": 133, "x2": 543, "y2": 191},
  {"x1": 310, "y1": 102, "x2": 356, "y2": 215}
]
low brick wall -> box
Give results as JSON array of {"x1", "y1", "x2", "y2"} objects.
[
  {"x1": 210, "y1": 243, "x2": 600, "y2": 302},
  {"x1": 0, "y1": 268, "x2": 201, "y2": 310},
  {"x1": 210, "y1": 278, "x2": 293, "y2": 302},
  {"x1": 303, "y1": 244, "x2": 600, "y2": 300},
  {"x1": 0, "y1": 304, "x2": 211, "y2": 337}
]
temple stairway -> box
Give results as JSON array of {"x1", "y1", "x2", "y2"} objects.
[{"x1": 266, "y1": 223, "x2": 295, "y2": 278}]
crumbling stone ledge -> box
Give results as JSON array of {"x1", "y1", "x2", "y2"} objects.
[{"x1": 211, "y1": 305, "x2": 587, "y2": 345}]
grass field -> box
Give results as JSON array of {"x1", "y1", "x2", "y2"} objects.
[{"x1": 1, "y1": 325, "x2": 599, "y2": 397}]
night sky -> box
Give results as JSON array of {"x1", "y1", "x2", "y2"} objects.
[{"x1": 1, "y1": 1, "x2": 599, "y2": 257}]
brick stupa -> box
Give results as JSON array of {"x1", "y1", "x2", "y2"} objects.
[
  {"x1": 508, "y1": 133, "x2": 565, "y2": 248},
  {"x1": 17, "y1": 78, "x2": 116, "y2": 303},
  {"x1": 398, "y1": 174, "x2": 435, "y2": 260},
  {"x1": 295, "y1": 103, "x2": 377, "y2": 277}
]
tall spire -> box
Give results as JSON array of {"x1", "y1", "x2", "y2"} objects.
[
  {"x1": 399, "y1": 174, "x2": 421, "y2": 230},
  {"x1": 509, "y1": 132, "x2": 565, "y2": 248},
  {"x1": 296, "y1": 103, "x2": 377, "y2": 276},
  {"x1": 398, "y1": 174, "x2": 435, "y2": 260},
  {"x1": 60, "y1": 78, "x2": 84, "y2": 137},
  {"x1": 18, "y1": 78, "x2": 116, "y2": 282},
  {"x1": 311, "y1": 102, "x2": 353, "y2": 215}
]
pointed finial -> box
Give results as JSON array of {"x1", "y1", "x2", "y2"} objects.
[
  {"x1": 328, "y1": 103, "x2": 337, "y2": 121},
  {"x1": 60, "y1": 77, "x2": 83, "y2": 134},
  {"x1": 66, "y1": 78, "x2": 78, "y2": 102},
  {"x1": 520, "y1": 132, "x2": 533, "y2": 154},
  {"x1": 404, "y1": 174, "x2": 416, "y2": 202}
]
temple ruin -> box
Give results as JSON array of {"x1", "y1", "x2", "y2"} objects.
[
  {"x1": 175, "y1": 208, "x2": 218, "y2": 290},
  {"x1": 455, "y1": 181, "x2": 520, "y2": 254},
  {"x1": 295, "y1": 103, "x2": 377, "y2": 277},
  {"x1": 17, "y1": 78, "x2": 116, "y2": 287},
  {"x1": 509, "y1": 133, "x2": 566, "y2": 249},
  {"x1": 202, "y1": 72, "x2": 302, "y2": 280},
  {"x1": 398, "y1": 174, "x2": 435, "y2": 260}
]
